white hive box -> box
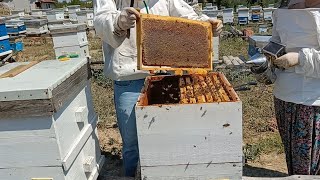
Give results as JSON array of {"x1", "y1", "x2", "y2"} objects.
[
  {"x1": 11, "y1": 10, "x2": 25, "y2": 17},
  {"x1": 47, "y1": 10, "x2": 65, "y2": 21},
  {"x1": 263, "y1": 8, "x2": 276, "y2": 22},
  {"x1": 69, "y1": 12, "x2": 78, "y2": 22},
  {"x1": 222, "y1": 8, "x2": 234, "y2": 24},
  {"x1": 24, "y1": 19, "x2": 49, "y2": 35},
  {"x1": 68, "y1": 5, "x2": 81, "y2": 13},
  {"x1": 0, "y1": 58, "x2": 105, "y2": 180},
  {"x1": 136, "y1": 74, "x2": 243, "y2": 180},
  {"x1": 50, "y1": 23, "x2": 89, "y2": 59},
  {"x1": 77, "y1": 11, "x2": 88, "y2": 24}
]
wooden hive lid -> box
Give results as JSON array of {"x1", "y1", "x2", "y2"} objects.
[
  {"x1": 0, "y1": 58, "x2": 90, "y2": 118},
  {"x1": 137, "y1": 14, "x2": 213, "y2": 71},
  {"x1": 50, "y1": 23, "x2": 87, "y2": 34}
]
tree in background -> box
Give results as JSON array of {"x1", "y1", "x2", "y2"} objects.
[
  {"x1": 56, "y1": 0, "x2": 93, "y2": 8},
  {"x1": 215, "y1": 0, "x2": 280, "y2": 8}
]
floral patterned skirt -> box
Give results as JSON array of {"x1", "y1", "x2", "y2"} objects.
[{"x1": 274, "y1": 97, "x2": 320, "y2": 175}]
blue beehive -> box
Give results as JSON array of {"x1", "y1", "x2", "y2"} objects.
[
  {"x1": 238, "y1": 17, "x2": 248, "y2": 25},
  {"x1": 6, "y1": 20, "x2": 26, "y2": 35},
  {"x1": 0, "y1": 35, "x2": 12, "y2": 55},
  {"x1": 251, "y1": 14, "x2": 260, "y2": 21},
  {"x1": 0, "y1": 18, "x2": 7, "y2": 37},
  {"x1": 10, "y1": 41, "x2": 23, "y2": 52}
]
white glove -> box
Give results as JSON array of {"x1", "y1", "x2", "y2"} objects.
[
  {"x1": 273, "y1": 52, "x2": 299, "y2": 69},
  {"x1": 208, "y1": 19, "x2": 223, "y2": 37},
  {"x1": 116, "y1": 7, "x2": 140, "y2": 31}
]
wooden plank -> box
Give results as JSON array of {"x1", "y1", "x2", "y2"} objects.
[
  {"x1": 234, "y1": 56, "x2": 245, "y2": 65},
  {"x1": 223, "y1": 56, "x2": 233, "y2": 67},
  {"x1": 52, "y1": 62, "x2": 90, "y2": 112},
  {"x1": 136, "y1": 102, "x2": 243, "y2": 166},
  {"x1": 0, "y1": 61, "x2": 39, "y2": 78},
  {"x1": 0, "y1": 99, "x2": 54, "y2": 118},
  {"x1": 228, "y1": 56, "x2": 240, "y2": 67},
  {"x1": 141, "y1": 162, "x2": 242, "y2": 180}
]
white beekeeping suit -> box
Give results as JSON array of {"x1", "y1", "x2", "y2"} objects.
[
  {"x1": 271, "y1": 8, "x2": 320, "y2": 105},
  {"x1": 93, "y1": 0, "x2": 209, "y2": 81}
]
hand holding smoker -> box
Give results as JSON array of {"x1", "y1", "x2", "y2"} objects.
[{"x1": 251, "y1": 41, "x2": 286, "y2": 85}]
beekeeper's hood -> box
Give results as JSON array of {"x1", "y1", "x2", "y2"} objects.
[{"x1": 273, "y1": 8, "x2": 320, "y2": 52}]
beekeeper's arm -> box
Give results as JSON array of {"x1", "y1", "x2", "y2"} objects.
[
  {"x1": 168, "y1": 0, "x2": 223, "y2": 36},
  {"x1": 294, "y1": 48, "x2": 320, "y2": 78},
  {"x1": 168, "y1": 0, "x2": 208, "y2": 21},
  {"x1": 94, "y1": 0, "x2": 139, "y2": 48}
]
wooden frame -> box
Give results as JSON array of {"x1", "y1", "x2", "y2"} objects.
[{"x1": 137, "y1": 14, "x2": 213, "y2": 71}]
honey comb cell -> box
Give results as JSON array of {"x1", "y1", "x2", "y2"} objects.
[{"x1": 137, "y1": 14, "x2": 213, "y2": 70}]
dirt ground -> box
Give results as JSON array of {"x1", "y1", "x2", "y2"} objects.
[{"x1": 14, "y1": 31, "x2": 288, "y2": 179}]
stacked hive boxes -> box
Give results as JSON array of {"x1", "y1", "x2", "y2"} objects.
[
  {"x1": 68, "y1": 5, "x2": 81, "y2": 23},
  {"x1": 77, "y1": 10, "x2": 94, "y2": 29},
  {"x1": 0, "y1": 58, "x2": 104, "y2": 180},
  {"x1": 0, "y1": 18, "x2": 12, "y2": 57},
  {"x1": 6, "y1": 19, "x2": 26, "y2": 35},
  {"x1": 24, "y1": 19, "x2": 49, "y2": 35},
  {"x1": 50, "y1": 23, "x2": 89, "y2": 59},
  {"x1": 136, "y1": 14, "x2": 242, "y2": 179}
]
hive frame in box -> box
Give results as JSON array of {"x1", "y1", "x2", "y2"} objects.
[
  {"x1": 136, "y1": 72, "x2": 242, "y2": 179},
  {"x1": 136, "y1": 14, "x2": 213, "y2": 71}
]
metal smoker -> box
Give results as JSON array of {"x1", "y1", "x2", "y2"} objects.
[{"x1": 251, "y1": 41, "x2": 286, "y2": 85}]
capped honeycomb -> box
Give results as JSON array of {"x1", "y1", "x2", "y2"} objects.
[
  {"x1": 137, "y1": 14, "x2": 213, "y2": 70},
  {"x1": 138, "y1": 72, "x2": 239, "y2": 106}
]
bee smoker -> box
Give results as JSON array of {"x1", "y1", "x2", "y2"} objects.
[{"x1": 250, "y1": 41, "x2": 286, "y2": 85}]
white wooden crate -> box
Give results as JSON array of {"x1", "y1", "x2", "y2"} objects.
[
  {"x1": 47, "y1": 10, "x2": 65, "y2": 21},
  {"x1": 24, "y1": 19, "x2": 49, "y2": 35},
  {"x1": 223, "y1": 8, "x2": 234, "y2": 24},
  {"x1": 136, "y1": 73, "x2": 243, "y2": 179},
  {"x1": 0, "y1": 58, "x2": 104, "y2": 180},
  {"x1": 50, "y1": 24, "x2": 88, "y2": 47}
]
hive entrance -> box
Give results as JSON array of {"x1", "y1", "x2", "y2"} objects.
[{"x1": 140, "y1": 73, "x2": 238, "y2": 106}]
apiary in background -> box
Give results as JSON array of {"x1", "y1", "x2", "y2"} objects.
[{"x1": 135, "y1": 14, "x2": 242, "y2": 179}]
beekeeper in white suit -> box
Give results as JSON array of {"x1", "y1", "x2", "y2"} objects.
[
  {"x1": 271, "y1": 0, "x2": 320, "y2": 175},
  {"x1": 93, "y1": 0, "x2": 223, "y2": 177}
]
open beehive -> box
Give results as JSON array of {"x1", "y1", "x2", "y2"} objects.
[
  {"x1": 136, "y1": 15, "x2": 242, "y2": 179},
  {"x1": 138, "y1": 72, "x2": 239, "y2": 106}
]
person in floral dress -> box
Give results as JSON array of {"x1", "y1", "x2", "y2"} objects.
[{"x1": 272, "y1": 0, "x2": 320, "y2": 175}]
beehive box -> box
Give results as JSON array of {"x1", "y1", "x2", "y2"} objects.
[
  {"x1": 136, "y1": 14, "x2": 242, "y2": 179},
  {"x1": 222, "y1": 8, "x2": 234, "y2": 24},
  {"x1": 24, "y1": 19, "x2": 49, "y2": 35},
  {"x1": 68, "y1": 5, "x2": 81, "y2": 13},
  {"x1": 6, "y1": 20, "x2": 26, "y2": 35},
  {"x1": 47, "y1": 10, "x2": 65, "y2": 21},
  {"x1": 0, "y1": 58, "x2": 104, "y2": 180},
  {"x1": 50, "y1": 23, "x2": 89, "y2": 59}
]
